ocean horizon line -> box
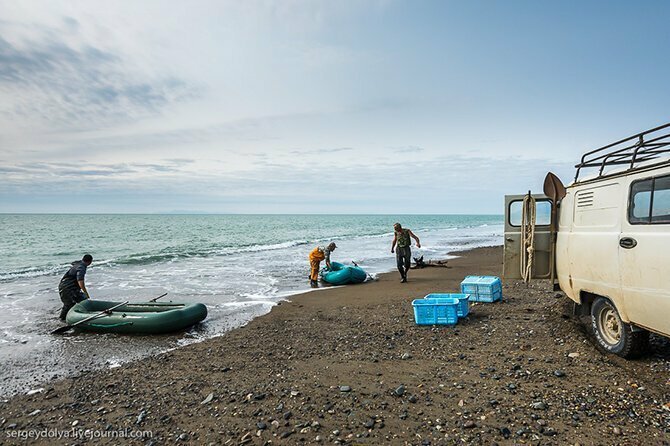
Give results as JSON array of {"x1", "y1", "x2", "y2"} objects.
[{"x1": 0, "y1": 212, "x2": 504, "y2": 216}]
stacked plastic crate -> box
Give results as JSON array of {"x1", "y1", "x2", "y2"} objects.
[
  {"x1": 460, "y1": 275, "x2": 502, "y2": 303},
  {"x1": 412, "y1": 293, "x2": 470, "y2": 326}
]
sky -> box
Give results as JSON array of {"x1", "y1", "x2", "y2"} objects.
[{"x1": 1, "y1": 0, "x2": 669, "y2": 214}]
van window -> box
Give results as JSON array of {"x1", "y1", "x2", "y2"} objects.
[
  {"x1": 629, "y1": 174, "x2": 670, "y2": 224},
  {"x1": 509, "y1": 200, "x2": 551, "y2": 227},
  {"x1": 630, "y1": 179, "x2": 652, "y2": 222},
  {"x1": 652, "y1": 176, "x2": 670, "y2": 222}
]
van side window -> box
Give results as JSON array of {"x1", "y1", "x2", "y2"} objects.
[
  {"x1": 629, "y1": 175, "x2": 670, "y2": 224},
  {"x1": 652, "y1": 176, "x2": 670, "y2": 223},
  {"x1": 630, "y1": 180, "x2": 652, "y2": 223},
  {"x1": 508, "y1": 200, "x2": 552, "y2": 227}
]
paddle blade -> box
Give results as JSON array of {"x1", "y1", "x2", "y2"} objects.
[
  {"x1": 543, "y1": 172, "x2": 566, "y2": 202},
  {"x1": 51, "y1": 325, "x2": 73, "y2": 335}
]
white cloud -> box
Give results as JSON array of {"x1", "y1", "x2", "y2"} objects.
[{"x1": 0, "y1": 0, "x2": 660, "y2": 213}]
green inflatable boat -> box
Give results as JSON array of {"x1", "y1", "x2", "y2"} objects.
[
  {"x1": 66, "y1": 300, "x2": 208, "y2": 334},
  {"x1": 321, "y1": 261, "x2": 368, "y2": 285}
]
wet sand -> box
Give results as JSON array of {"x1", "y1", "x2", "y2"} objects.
[
  {"x1": 0, "y1": 295, "x2": 269, "y2": 398},
  {"x1": 1, "y1": 246, "x2": 669, "y2": 445}
]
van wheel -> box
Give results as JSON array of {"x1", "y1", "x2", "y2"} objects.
[{"x1": 590, "y1": 297, "x2": 648, "y2": 358}]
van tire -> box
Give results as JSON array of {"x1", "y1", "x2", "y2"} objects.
[{"x1": 590, "y1": 297, "x2": 648, "y2": 358}]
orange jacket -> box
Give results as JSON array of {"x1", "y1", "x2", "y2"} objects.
[{"x1": 309, "y1": 247, "x2": 326, "y2": 262}]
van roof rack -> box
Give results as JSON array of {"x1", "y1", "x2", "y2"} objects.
[{"x1": 574, "y1": 122, "x2": 670, "y2": 182}]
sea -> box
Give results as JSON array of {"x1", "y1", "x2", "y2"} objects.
[{"x1": 0, "y1": 214, "x2": 502, "y2": 396}]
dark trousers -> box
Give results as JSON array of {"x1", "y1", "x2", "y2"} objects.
[
  {"x1": 396, "y1": 246, "x2": 411, "y2": 278},
  {"x1": 58, "y1": 282, "x2": 86, "y2": 320}
]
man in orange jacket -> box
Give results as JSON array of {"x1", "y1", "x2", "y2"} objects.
[{"x1": 309, "y1": 242, "x2": 337, "y2": 288}]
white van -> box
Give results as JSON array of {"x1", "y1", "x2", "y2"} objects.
[{"x1": 504, "y1": 123, "x2": 670, "y2": 358}]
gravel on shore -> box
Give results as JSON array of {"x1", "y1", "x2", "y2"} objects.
[{"x1": 1, "y1": 246, "x2": 669, "y2": 445}]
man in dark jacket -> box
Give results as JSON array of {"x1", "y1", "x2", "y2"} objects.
[{"x1": 58, "y1": 254, "x2": 93, "y2": 320}]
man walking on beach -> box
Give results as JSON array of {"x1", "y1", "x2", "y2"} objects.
[
  {"x1": 391, "y1": 223, "x2": 421, "y2": 283},
  {"x1": 308, "y1": 243, "x2": 337, "y2": 288},
  {"x1": 58, "y1": 254, "x2": 93, "y2": 320}
]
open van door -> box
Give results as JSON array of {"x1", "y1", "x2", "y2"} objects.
[{"x1": 503, "y1": 194, "x2": 554, "y2": 280}]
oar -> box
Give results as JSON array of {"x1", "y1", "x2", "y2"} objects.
[
  {"x1": 51, "y1": 301, "x2": 129, "y2": 335},
  {"x1": 149, "y1": 292, "x2": 168, "y2": 302},
  {"x1": 543, "y1": 172, "x2": 567, "y2": 287}
]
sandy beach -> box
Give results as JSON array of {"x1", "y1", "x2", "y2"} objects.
[{"x1": 1, "y1": 246, "x2": 668, "y2": 445}]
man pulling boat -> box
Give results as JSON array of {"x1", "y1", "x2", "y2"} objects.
[
  {"x1": 308, "y1": 242, "x2": 337, "y2": 288},
  {"x1": 58, "y1": 254, "x2": 93, "y2": 320}
]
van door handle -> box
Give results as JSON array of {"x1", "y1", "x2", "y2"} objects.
[{"x1": 619, "y1": 237, "x2": 637, "y2": 249}]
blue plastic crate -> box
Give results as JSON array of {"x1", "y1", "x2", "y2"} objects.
[
  {"x1": 460, "y1": 275, "x2": 502, "y2": 303},
  {"x1": 412, "y1": 298, "x2": 459, "y2": 326},
  {"x1": 424, "y1": 293, "x2": 470, "y2": 317}
]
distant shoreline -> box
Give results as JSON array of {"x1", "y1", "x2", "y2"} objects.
[{"x1": 0, "y1": 212, "x2": 504, "y2": 216}]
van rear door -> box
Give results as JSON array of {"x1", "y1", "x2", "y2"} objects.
[
  {"x1": 619, "y1": 172, "x2": 670, "y2": 334},
  {"x1": 503, "y1": 194, "x2": 553, "y2": 279}
]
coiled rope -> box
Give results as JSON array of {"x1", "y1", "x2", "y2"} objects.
[{"x1": 520, "y1": 193, "x2": 536, "y2": 283}]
